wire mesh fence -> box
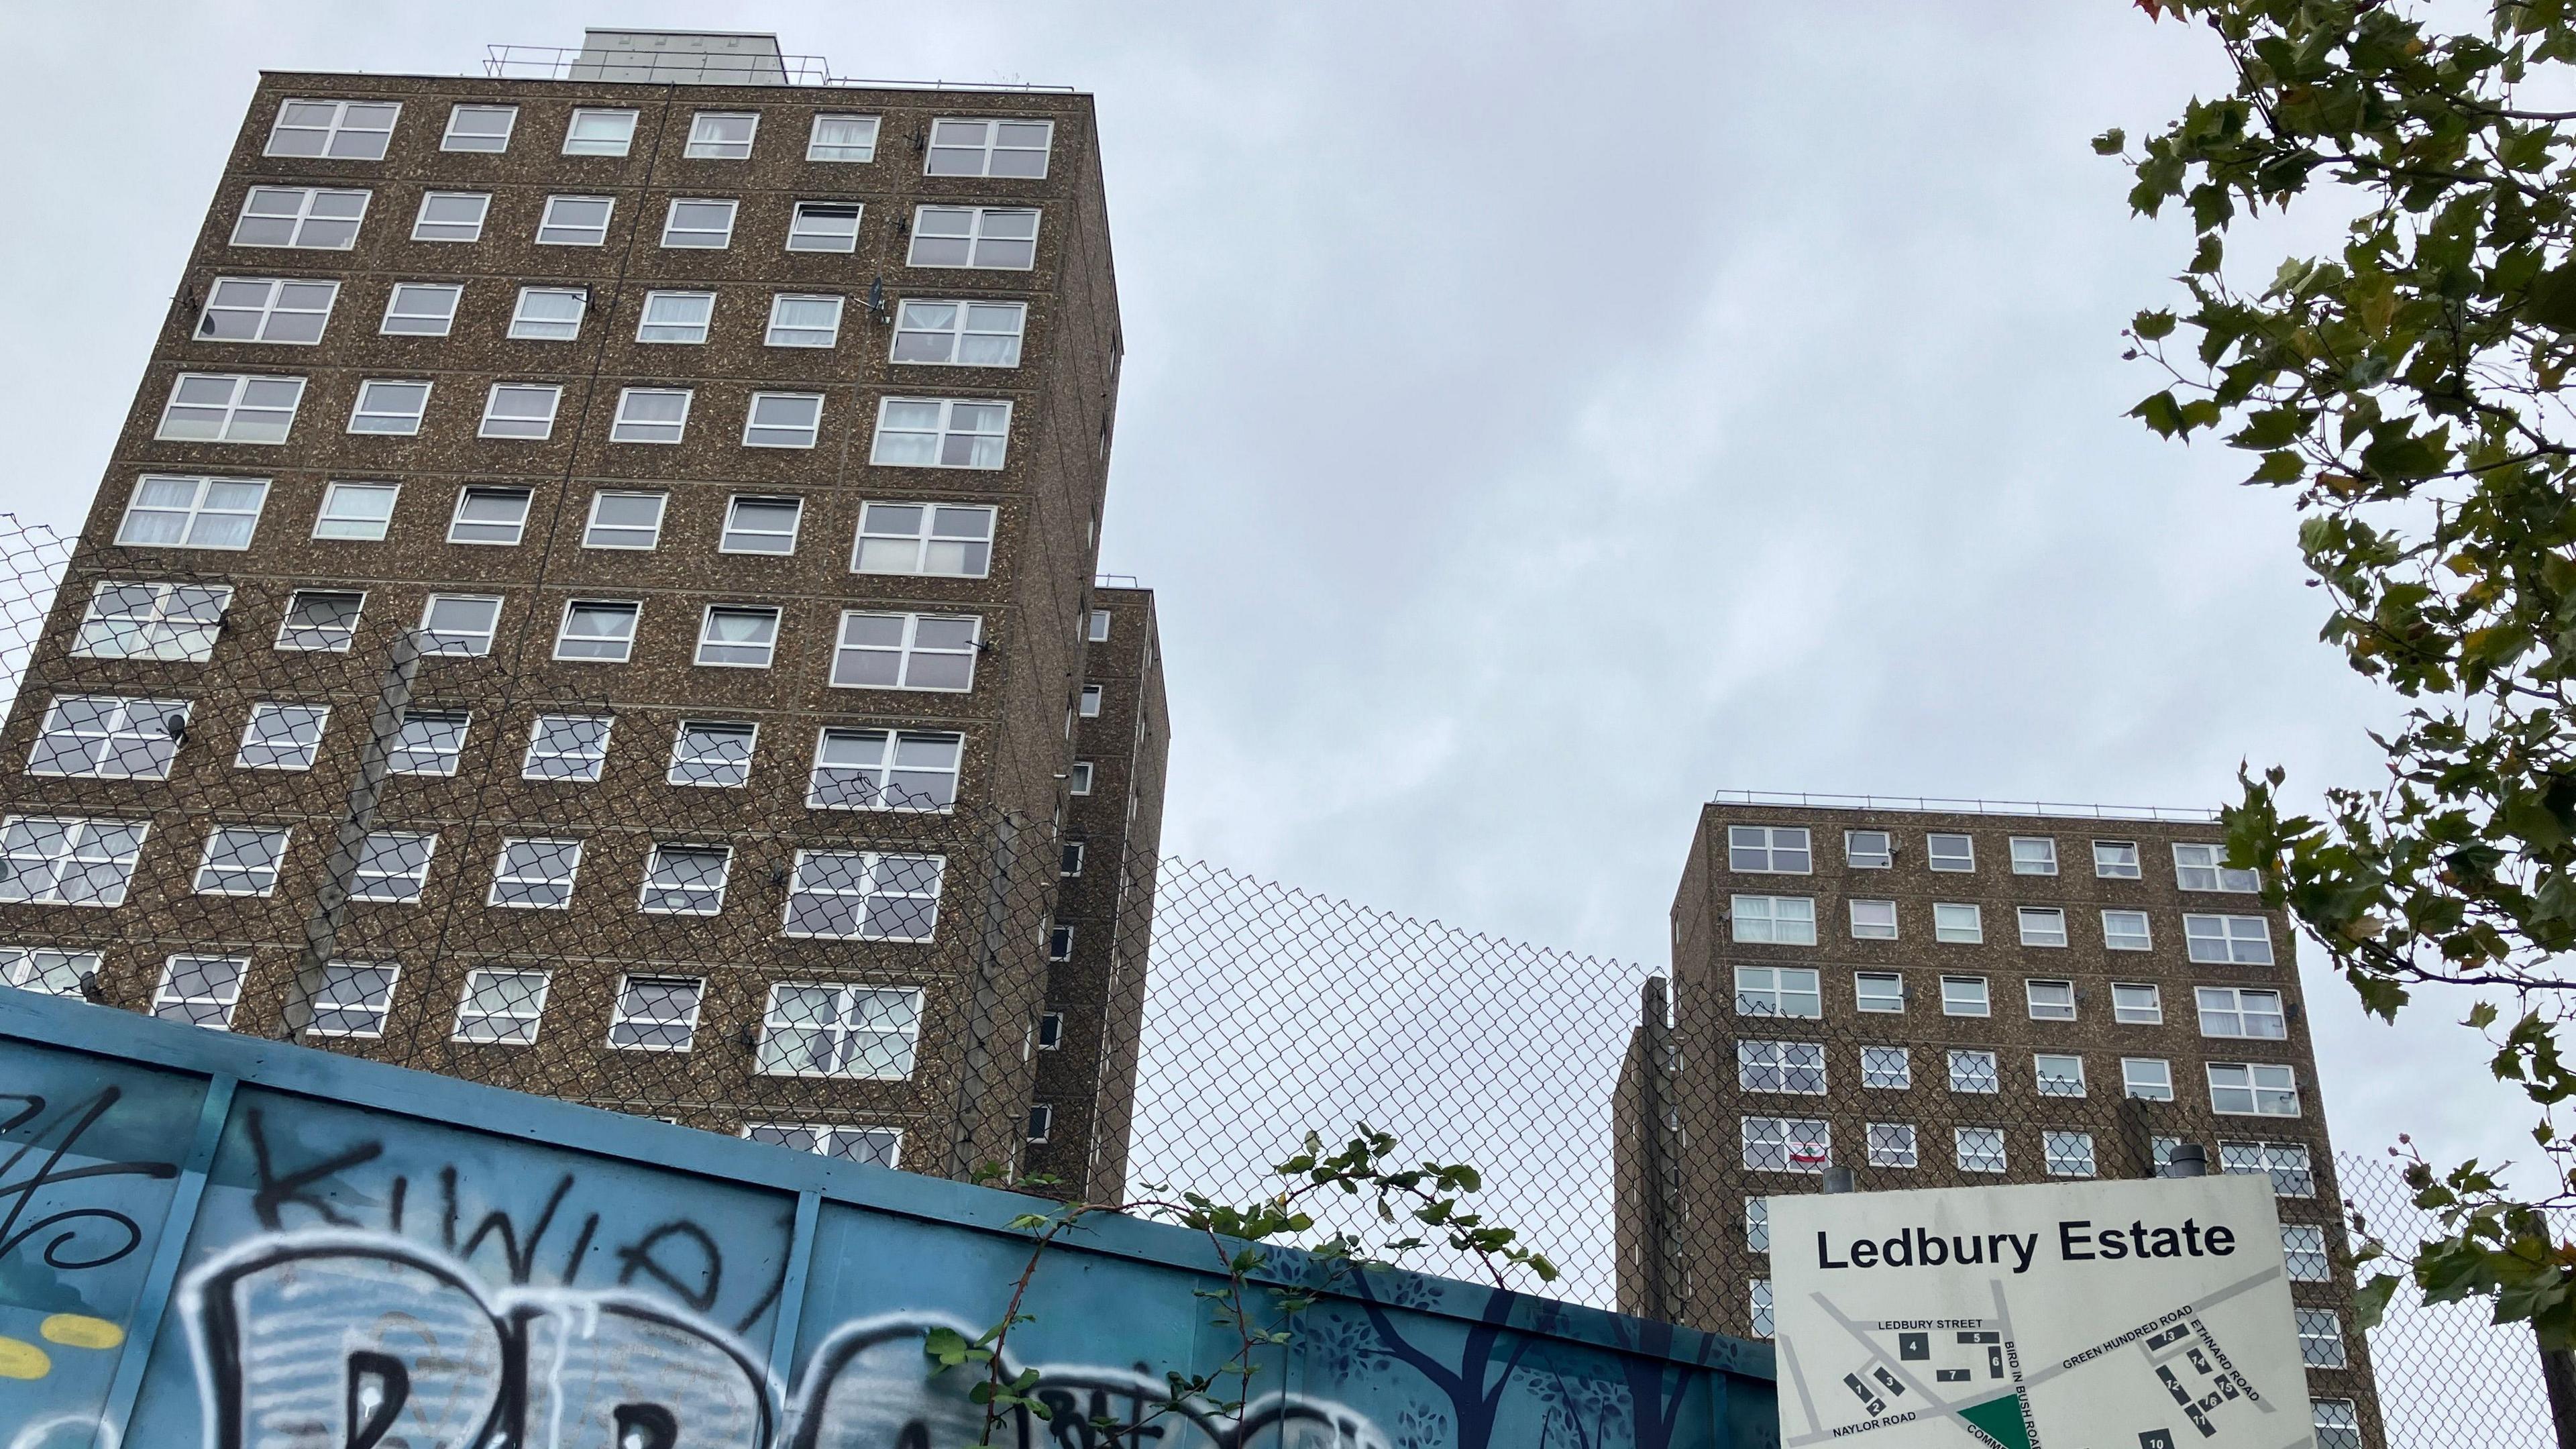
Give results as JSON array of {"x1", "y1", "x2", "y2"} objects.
[{"x1": 0, "y1": 508, "x2": 2556, "y2": 1448}]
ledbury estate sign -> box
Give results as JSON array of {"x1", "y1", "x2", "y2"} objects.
[
  {"x1": 0, "y1": 989, "x2": 1773, "y2": 1449},
  {"x1": 1770, "y1": 1177, "x2": 2309, "y2": 1449}
]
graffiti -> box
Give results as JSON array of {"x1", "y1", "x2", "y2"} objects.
[{"x1": 0, "y1": 1089, "x2": 178, "y2": 1273}]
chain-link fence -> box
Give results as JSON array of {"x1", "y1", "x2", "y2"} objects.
[{"x1": 0, "y1": 510, "x2": 2555, "y2": 1448}]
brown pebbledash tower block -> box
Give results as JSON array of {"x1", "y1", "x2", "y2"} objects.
[
  {"x1": 0, "y1": 32, "x2": 1167, "y2": 1201},
  {"x1": 1614, "y1": 796, "x2": 2384, "y2": 1448}
]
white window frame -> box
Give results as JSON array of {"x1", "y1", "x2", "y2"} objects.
[
  {"x1": 564, "y1": 108, "x2": 639, "y2": 156},
  {"x1": 117, "y1": 475, "x2": 270, "y2": 547},
  {"x1": 237, "y1": 703, "x2": 328, "y2": 771},
  {"x1": 480, "y1": 384, "x2": 562, "y2": 439},
  {"x1": 2034, "y1": 1053, "x2": 2087, "y2": 1097},
  {"x1": 380, "y1": 282, "x2": 462, "y2": 336},
  {"x1": 2184, "y1": 914, "x2": 2275, "y2": 965},
  {"x1": 2017, "y1": 906, "x2": 2068, "y2": 947},
  {"x1": 1844, "y1": 830, "x2": 1893, "y2": 869},
  {"x1": 891, "y1": 299, "x2": 1027, "y2": 366},
  {"x1": 523, "y1": 714, "x2": 612, "y2": 783},
  {"x1": 1927, "y1": 833, "x2": 1976, "y2": 871},
  {"x1": 442, "y1": 104, "x2": 518, "y2": 153},
  {"x1": 1860, "y1": 1046, "x2": 1911, "y2": 1089},
  {"x1": 307, "y1": 963, "x2": 401, "y2": 1038},
  {"x1": 1854, "y1": 971, "x2": 1903, "y2": 1014},
  {"x1": 385, "y1": 709, "x2": 470, "y2": 777},
  {"x1": 1736, "y1": 1039, "x2": 1827, "y2": 1095},
  {"x1": 447, "y1": 485, "x2": 531, "y2": 545},
  {"x1": 156, "y1": 376, "x2": 305, "y2": 444},
  {"x1": 537, "y1": 194, "x2": 615, "y2": 246},
  {"x1": 667, "y1": 720, "x2": 757, "y2": 789},
  {"x1": 1866, "y1": 1123, "x2": 1918, "y2": 1169},
  {"x1": 193, "y1": 825, "x2": 290, "y2": 896},
  {"x1": 2174, "y1": 842, "x2": 2261, "y2": 892},
  {"x1": 686, "y1": 110, "x2": 759, "y2": 159},
  {"x1": 660, "y1": 197, "x2": 739, "y2": 249},
  {"x1": 1954, "y1": 1127, "x2": 2008, "y2": 1174},
  {"x1": 418, "y1": 594, "x2": 502, "y2": 656},
  {"x1": 696, "y1": 605, "x2": 781, "y2": 668},
  {"x1": 2196, "y1": 985, "x2": 2290, "y2": 1040},
  {"x1": 152, "y1": 954, "x2": 245, "y2": 1028},
  {"x1": 611, "y1": 387, "x2": 692, "y2": 443},
  {"x1": 744, "y1": 391, "x2": 824, "y2": 448},
  {"x1": 348, "y1": 831, "x2": 435, "y2": 903},
  {"x1": 2296, "y1": 1309, "x2": 2347, "y2": 1369},
  {"x1": 639, "y1": 847, "x2": 731, "y2": 916},
  {"x1": 2123, "y1": 1057, "x2": 2176, "y2": 1100},
  {"x1": 807, "y1": 728, "x2": 965, "y2": 812},
  {"x1": 552, "y1": 600, "x2": 639, "y2": 663},
  {"x1": 830, "y1": 611, "x2": 983, "y2": 692},
  {"x1": 786, "y1": 201, "x2": 863, "y2": 253},
  {"x1": 583, "y1": 490, "x2": 667, "y2": 549},
  {"x1": 277, "y1": 589, "x2": 363, "y2": 652},
  {"x1": 2112, "y1": 981, "x2": 2164, "y2": 1024},
  {"x1": 2220, "y1": 1140, "x2": 2316, "y2": 1196},
  {"x1": 347, "y1": 378, "x2": 431, "y2": 435},
  {"x1": 606, "y1": 975, "x2": 704, "y2": 1051},
  {"x1": 852, "y1": 501, "x2": 996, "y2": 578},
  {"x1": 1727, "y1": 824, "x2": 1813, "y2": 873},
  {"x1": 266, "y1": 99, "x2": 399, "y2": 160},
  {"x1": 1740, "y1": 1116, "x2": 1831, "y2": 1175},
  {"x1": 27, "y1": 696, "x2": 188, "y2": 780},
  {"x1": 906, "y1": 205, "x2": 1040, "y2": 269},
  {"x1": 231, "y1": 186, "x2": 369, "y2": 250},
  {"x1": 2208, "y1": 1062, "x2": 2303, "y2": 1116},
  {"x1": 508, "y1": 286, "x2": 588, "y2": 340},
  {"x1": 2008, "y1": 837, "x2": 2059, "y2": 875},
  {"x1": 452, "y1": 968, "x2": 551, "y2": 1044},
  {"x1": 637, "y1": 290, "x2": 715, "y2": 343},
  {"x1": 1079, "y1": 685, "x2": 1104, "y2": 717},
  {"x1": 1087, "y1": 608, "x2": 1112, "y2": 641},
  {"x1": 1939, "y1": 975, "x2": 1990, "y2": 1017},
  {"x1": 808, "y1": 113, "x2": 880, "y2": 162},
  {"x1": 0, "y1": 817, "x2": 149, "y2": 907},
  {"x1": 199, "y1": 276, "x2": 339, "y2": 343},
  {"x1": 766, "y1": 293, "x2": 846, "y2": 347},
  {"x1": 1729, "y1": 895, "x2": 1817, "y2": 946},
  {"x1": 2102, "y1": 909, "x2": 2152, "y2": 951},
  {"x1": 410, "y1": 191, "x2": 491, "y2": 243},
  {"x1": 2043, "y1": 1130, "x2": 2096, "y2": 1177},
  {"x1": 721, "y1": 495, "x2": 803, "y2": 555},
  {"x1": 1947, "y1": 1049, "x2": 1999, "y2": 1094},
  {"x1": 2282, "y1": 1224, "x2": 2330, "y2": 1283},
  {"x1": 868, "y1": 396, "x2": 1014, "y2": 469},
  {"x1": 924, "y1": 117, "x2": 1054, "y2": 178},
  {"x1": 1731, "y1": 965, "x2": 1821, "y2": 1018},
  {"x1": 486, "y1": 838, "x2": 583, "y2": 910},
  {"x1": 74, "y1": 580, "x2": 231, "y2": 659},
  {"x1": 2093, "y1": 839, "x2": 2142, "y2": 878},
  {"x1": 1848, "y1": 898, "x2": 1898, "y2": 940},
  {"x1": 1932, "y1": 902, "x2": 1983, "y2": 943},
  {"x1": 2025, "y1": 978, "x2": 2076, "y2": 1020},
  {"x1": 780, "y1": 851, "x2": 949, "y2": 942}
]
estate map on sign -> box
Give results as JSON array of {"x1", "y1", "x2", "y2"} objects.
[{"x1": 1769, "y1": 1175, "x2": 2315, "y2": 1449}]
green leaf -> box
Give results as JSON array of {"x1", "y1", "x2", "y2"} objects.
[
  {"x1": 2092, "y1": 127, "x2": 2127, "y2": 155},
  {"x1": 2353, "y1": 1273, "x2": 2404, "y2": 1332},
  {"x1": 2527, "y1": 266, "x2": 2576, "y2": 331},
  {"x1": 2133, "y1": 309, "x2": 2178, "y2": 340}
]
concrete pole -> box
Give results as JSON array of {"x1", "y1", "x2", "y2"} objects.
[{"x1": 276, "y1": 629, "x2": 419, "y2": 1041}]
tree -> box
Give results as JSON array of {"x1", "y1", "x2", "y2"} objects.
[{"x1": 2106, "y1": 0, "x2": 2576, "y2": 1344}]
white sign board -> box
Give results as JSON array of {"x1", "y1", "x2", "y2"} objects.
[{"x1": 1769, "y1": 1175, "x2": 2314, "y2": 1449}]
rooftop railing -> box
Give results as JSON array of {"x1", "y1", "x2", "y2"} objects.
[
  {"x1": 483, "y1": 45, "x2": 1079, "y2": 93},
  {"x1": 1709, "y1": 788, "x2": 2222, "y2": 822}
]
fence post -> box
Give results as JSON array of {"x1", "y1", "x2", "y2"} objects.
[
  {"x1": 2540, "y1": 1333, "x2": 2576, "y2": 1449},
  {"x1": 276, "y1": 629, "x2": 420, "y2": 1040},
  {"x1": 949, "y1": 809, "x2": 1025, "y2": 1178},
  {"x1": 1638, "y1": 975, "x2": 1687, "y2": 1322}
]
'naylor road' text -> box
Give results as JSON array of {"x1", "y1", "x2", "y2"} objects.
[{"x1": 1814, "y1": 1219, "x2": 2239, "y2": 1275}]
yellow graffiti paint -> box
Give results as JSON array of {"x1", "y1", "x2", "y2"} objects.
[
  {"x1": 38, "y1": 1315, "x2": 123, "y2": 1350},
  {"x1": 0, "y1": 1336, "x2": 50, "y2": 1379}
]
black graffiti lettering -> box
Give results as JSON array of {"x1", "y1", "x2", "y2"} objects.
[
  {"x1": 458, "y1": 1173, "x2": 574, "y2": 1283},
  {"x1": 614, "y1": 1403, "x2": 681, "y2": 1449},
  {"x1": 246, "y1": 1110, "x2": 380, "y2": 1230},
  {"x1": 0, "y1": 1086, "x2": 179, "y2": 1271},
  {"x1": 616, "y1": 1219, "x2": 724, "y2": 1313},
  {"x1": 898, "y1": 1419, "x2": 933, "y2": 1449},
  {"x1": 387, "y1": 1175, "x2": 406, "y2": 1234},
  {"x1": 563, "y1": 1211, "x2": 599, "y2": 1285},
  {"x1": 344, "y1": 1350, "x2": 409, "y2": 1449}
]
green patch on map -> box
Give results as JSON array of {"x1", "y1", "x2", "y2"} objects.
[{"x1": 1957, "y1": 1392, "x2": 2031, "y2": 1449}]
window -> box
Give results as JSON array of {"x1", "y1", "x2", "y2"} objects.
[
  {"x1": 480, "y1": 384, "x2": 562, "y2": 439},
  {"x1": 2184, "y1": 914, "x2": 2275, "y2": 965},
  {"x1": 870, "y1": 397, "x2": 1012, "y2": 468},
  {"x1": 786, "y1": 202, "x2": 863, "y2": 253},
  {"x1": 509, "y1": 287, "x2": 587, "y2": 340},
  {"x1": 1940, "y1": 975, "x2": 1989, "y2": 1016},
  {"x1": 349, "y1": 831, "x2": 435, "y2": 902},
  {"x1": 2112, "y1": 981, "x2": 2163, "y2": 1024},
  {"x1": 308, "y1": 963, "x2": 400, "y2": 1038},
  {"x1": 0, "y1": 817, "x2": 147, "y2": 907},
  {"x1": 1741, "y1": 1117, "x2": 1831, "y2": 1173},
  {"x1": 1751, "y1": 1280, "x2": 1774, "y2": 1338},
  {"x1": 2034, "y1": 1053, "x2": 2086, "y2": 1097},
  {"x1": 747, "y1": 1123, "x2": 903, "y2": 1167},
  {"x1": 926, "y1": 117, "x2": 1053, "y2": 177},
  {"x1": 1854, "y1": 971, "x2": 1903, "y2": 1013},
  {"x1": 453, "y1": 969, "x2": 549, "y2": 1044},
  {"x1": 1729, "y1": 895, "x2": 1817, "y2": 945},
  {"x1": 2174, "y1": 843, "x2": 2260, "y2": 892},
  {"x1": 2296, "y1": 1310, "x2": 2347, "y2": 1369},
  {"x1": 1927, "y1": 833, "x2": 1975, "y2": 871},
  {"x1": 2209, "y1": 1063, "x2": 2302, "y2": 1116},
  {"x1": 278, "y1": 590, "x2": 363, "y2": 651},
  {"x1": 639, "y1": 846, "x2": 730, "y2": 915},
  {"x1": 1848, "y1": 899, "x2": 1898, "y2": 940},
  {"x1": 448, "y1": 486, "x2": 532, "y2": 544},
  {"x1": 637, "y1": 291, "x2": 715, "y2": 343},
  {"x1": 584, "y1": 492, "x2": 666, "y2": 549},
  {"x1": 410, "y1": 192, "x2": 490, "y2": 242},
  {"x1": 892, "y1": 300, "x2": 1026, "y2": 366},
  {"x1": 809, "y1": 113, "x2": 879, "y2": 161},
  {"x1": 233, "y1": 186, "x2": 368, "y2": 248},
  {"x1": 1049, "y1": 924, "x2": 1075, "y2": 960},
  {"x1": 537, "y1": 195, "x2": 614, "y2": 246},
  {"x1": 564, "y1": 108, "x2": 639, "y2": 156},
  {"x1": 1932, "y1": 902, "x2": 1983, "y2": 943},
  {"x1": 2220, "y1": 1140, "x2": 2315, "y2": 1195},
  {"x1": 1860, "y1": 1046, "x2": 1911, "y2": 1089},
  {"x1": 267, "y1": 99, "x2": 398, "y2": 159},
  {"x1": 419, "y1": 594, "x2": 501, "y2": 656},
  {"x1": 767, "y1": 294, "x2": 845, "y2": 347},
  {"x1": 611, "y1": 388, "x2": 691, "y2": 443},
  {"x1": 195, "y1": 826, "x2": 288, "y2": 895},
  {"x1": 661, "y1": 198, "x2": 738, "y2": 248},
  {"x1": 1947, "y1": 1050, "x2": 1998, "y2": 1093},
  {"x1": 2043, "y1": 1131, "x2": 2096, "y2": 1177},
  {"x1": 1737, "y1": 1040, "x2": 1827, "y2": 1094},
  {"x1": 2283, "y1": 1224, "x2": 2330, "y2": 1282},
  {"x1": 2017, "y1": 907, "x2": 2068, "y2": 947},
  {"x1": 722, "y1": 496, "x2": 803, "y2": 554},
  {"x1": 1745, "y1": 1197, "x2": 1769, "y2": 1251},
  {"x1": 1727, "y1": 824, "x2": 1811, "y2": 873},
  {"x1": 853, "y1": 502, "x2": 996, "y2": 576},
  {"x1": 1026, "y1": 1104, "x2": 1055, "y2": 1143},
  {"x1": 830, "y1": 612, "x2": 982, "y2": 691},
  {"x1": 2094, "y1": 840, "x2": 2142, "y2": 878},
  {"x1": 782, "y1": 851, "x2": 948, "y2": 941},
  {"x1": 908, "y1": 205, "x2": 1040, "y2": 268},
  {"x1": 1087, "y1": 609, "x2": 1112, "y2": 642},
  {"x1": 2123, "y1": 1058, "x2": 2174, "y2": 1100},
  {"x1": 608, "y1": 975, "x2": 703, "y2": 1050},
  {"x1": 2009, "y1": 837, "x2": 2058, "y2": 875},
  {"x1": 1079, "y1": 686, "x2": 1104, "y2": 717},
  {"x1": 348, "y1": 379, "x2": 431, "y2": 435},
  {"x1": 488, "y1": 838, "x2": 582, "y2": 909},
  {"x1": 151, "y1": 954, "x2": 246, "y2": 1028},
  {"x1": 2102, "y1": 909, "x2": 2151, "y2": 951},
  {"x1": 443, "y1": 104, "x2": 517, "y2": 152},
  {"x1": 687, "y1": 111, "x2": 758, "y2": 158},
  {"x1": 199, "y1": 277, "x2": 337, "y2": 343},
  {"x1": 158, "y1": 376, "x2": 303, "y2": 443},
  {"x1": 28, "y1": 696, "x2": 187, "y2": 779},
  {"x1": 1955, "y1": 1128, "x2": 2007, "y2": 1173},
  {"x1": 2026, "y1": 979, "x2": 2075, "y2": 1020},
  {"x1": 744, "y1": 392, "x2": 824, "y2": 447},
  {"x1": 238, "y1": 703, "x2": 328, "y2": 771},
  {"x1": 667, "y1": 721, "x2": 757, "y2": 788},
  {"x1": 1867, "y1": 1123, "x2": 1918, "y2": 1168},
  {"x1": 2314, "y1": 1403, "x2": 2361, "y2": 1449},
  {"x1": 386, "y1": 710, "x2": 469, "y2": 775},
  {"x1": 2197, "y1": 986, "x2": 2288, "y2": 1040},
  {"x1": 314, "y1": 482, "x2": 396, "y2": 539},
  {"x1": 74, "y1": 580, "x2": 230, "y2": 659},
  {"x1": 1037, "y1": 1010, "x2": 1066, "y2": 1046},
  {"x1": 1845, "y1": 830, "x2": 1893, "y2": 869},
  {"x1": 1069, "y1": 761, "x2": 1094, "y2": 794},
  {"x1": 808, "y1": 729, "x2": 964, "y2": 811},
  {"x1": 1733, "y1": 965, "x2": 1822, "y2": 1018},
  {"x1": 1060, "y1": 843, "x2": 1085, "y2": 877},
  {"x1": 697, "y1": 606, "x2": 780, "y2": 667},
  {"x1": 523, "y1": 714, "x2": 610, "y2": 782}
]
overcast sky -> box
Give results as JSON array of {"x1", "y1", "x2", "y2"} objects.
[{"x1": 1, "y1": 3, "x2": 2541, "y2": 1189}]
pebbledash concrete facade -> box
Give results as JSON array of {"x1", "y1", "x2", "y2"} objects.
[
  {"x1": 1614, "y1": 799, "x2": 2383, "y2": 1447},
  {"x1": 0, "y1": 34, "x2": 1166, "y2": 1201}
]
